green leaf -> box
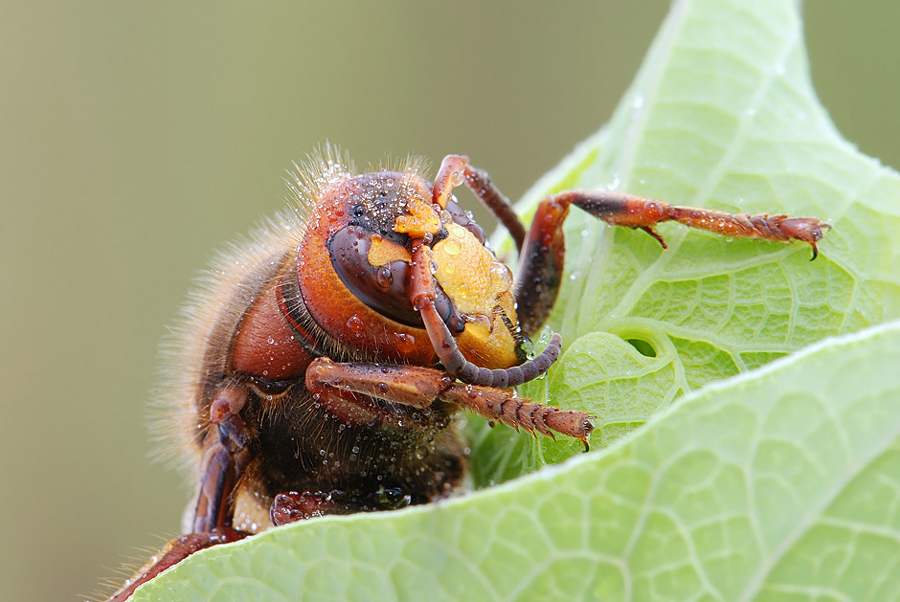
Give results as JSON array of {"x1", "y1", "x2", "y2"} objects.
[
  {"x1": 133, "y1": 0, "x2": 900, "y2": 599},
  {"x1": 471, "y1": 0, "x2": 900, "y2": 483},
  {"x1": 135, "y1": 321, "x2": 900, "y2": 602}
]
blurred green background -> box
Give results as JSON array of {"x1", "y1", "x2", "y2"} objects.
[{"x1": 1, "y1": 2, "x2": 897, "y2": 600}]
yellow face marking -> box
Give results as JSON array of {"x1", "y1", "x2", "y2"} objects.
[
  {"x1": 393, "y1": 197, "x2": 441, "y2": 238},
  {"x1": 433, "y1": 223, "x2": 518, "y2": 368},
  {"x1": 367, "y1": 236, "x2": 412, "y2": 266},
  {"x1": 433, "y1": 223, "x2": 498, "y2": 316}
]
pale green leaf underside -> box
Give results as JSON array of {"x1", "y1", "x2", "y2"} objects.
[
  {"x1": 135, "y1": 321, "x2": 900, "y2": 602},
  {"x1": 134, "y1": 0, "x2": 900, "y2": 599},
  {"x1": 472, "y1": 0, "x2": 900, "y2": 481}
]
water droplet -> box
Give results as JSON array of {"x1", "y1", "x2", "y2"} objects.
[
  {"x1": 450, "y1": 170, "x2": 464, "y2": 187},
  {"x1": 467, "y1": 313, "x2": 492, "y2": 332},
  {"x1": 395, "y1": 332, "x2": 417, "y2": 353},
  {"x1": 489, "y1": 262, "x2": 513, "y2": 293},
  {"x1": 376, "y1": 266, "x2": 393, "y2": 287},
  {"x1": 347, "y1": 315, "x2": 365, "y2": 333},
  {"x1": 520, "y1": 337, "x2": 534, "y2": 358},
  {"x1": 443, "y1": 237, "x2": 461, "y2": 255}
]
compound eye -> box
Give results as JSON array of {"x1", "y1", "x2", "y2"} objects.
[
  {"x1": 329, "y1": 226, "x2": 419, "y2": 327},
  {"x1": 329, "y1": 226, "x2": 465, "y2": 333}
]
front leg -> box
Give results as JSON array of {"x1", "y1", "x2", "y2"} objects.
[
  {"x1": 305, "y1": 357, "x2": 594, "y2": 447},
  {"x1": 514, "y1": 189, "x2": 829, "y2": 337},
  {"x1": 105, "y1": 384, "x2": 253, "y2": 601},
  {"x1": 270, "y1": 487, "x2": 412, "y2": 526}
]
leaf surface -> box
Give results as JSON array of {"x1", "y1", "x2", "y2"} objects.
[
  {"x1": 473, "y1": 0, "x2": 900, "y2": 481},
  {"x1": 136, "y1": 322, "x2": 900, "y2": 601}
]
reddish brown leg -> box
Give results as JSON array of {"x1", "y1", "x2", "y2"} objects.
[
  {"x1": 432, "y1": 155, "x2": 527, "y2": 252},
  {"x1": 271, "y1": 490, "x2": 345, "y2": 525},
  {"x1": 432, "y1": 155, "x2": 469, "y2": 209},
  {"x1": 514, "y1": 189, "x2": 829, "y2": 337},
  {"x1": 107, "y1": 529, "x2": 248, "y2": 602},
  {"x1": 271, "y1": 487, "x2": 412, "y2": 526},
  {"x1": 192, "y1": 384, "x2": 251, "y2": 531},
  {"x1": 514, "y1": 195, "x2": 570, "y2": 338},
  {"x1": 305, "y1": 357, "x2": 593, "y2": 447},
  {"x1": 106, "y1": 385, "x2": 252, "y2": 602},
  {"x1": 463, "y1": 164, "x2": 527, "y2": 253},
  {"x1": 560, "y1": 191, "x2": 828, "y2": 258},
  {"x1": 191, "y1": 445, "x2": 239, "y2": 532}
]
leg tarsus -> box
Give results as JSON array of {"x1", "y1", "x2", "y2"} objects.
[
  {"x1": 639, "y1": 225, "x2": 668, "y2": 249},
  {"x1": 551, "y1": 189, "x2": 828, "y2": 255}
]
